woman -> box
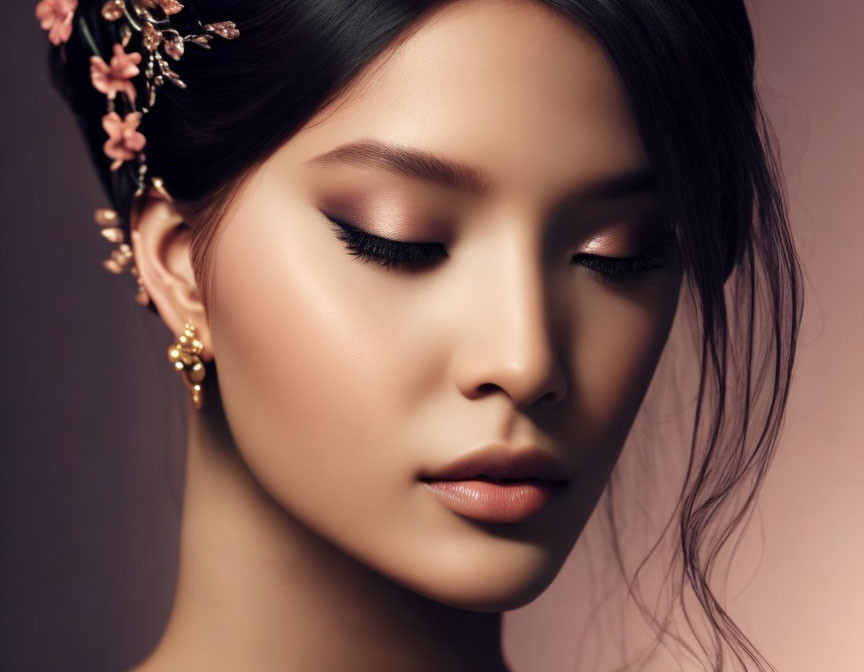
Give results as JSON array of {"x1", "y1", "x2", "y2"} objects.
[{"x1": 36, "y1": 0, "x2": 802, "y2": 669}]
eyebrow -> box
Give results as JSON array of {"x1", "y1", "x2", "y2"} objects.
[{"x1": 307, "y1": 139, "x2": 657, "y2": 201}]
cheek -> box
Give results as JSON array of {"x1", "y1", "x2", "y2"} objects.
[
  {"x1": 546, "y1": 271, "x2": 682, "y2": 540},
  {"x1": 571, "y1": 270, "x2": 682, "y2": 449},
  {"x1": 207, "y1": 191, "x2": 412, "y2": 532}
]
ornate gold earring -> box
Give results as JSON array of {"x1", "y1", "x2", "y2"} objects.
[{"x1": 167, "y1": 321, "x2": 207, "y2": 410}]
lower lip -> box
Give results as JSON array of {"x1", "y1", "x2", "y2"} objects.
[{"x1": 421, "y1": 478, "x2": 567, "y2": 523}]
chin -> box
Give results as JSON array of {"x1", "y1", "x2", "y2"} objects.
[{"x1": 390, "y1": 534, "x2": 573, "y2": 612}]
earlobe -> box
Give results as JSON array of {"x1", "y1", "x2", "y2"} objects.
[{"x1": 130, "y1": 190, "x2": 214, "y2": 361}]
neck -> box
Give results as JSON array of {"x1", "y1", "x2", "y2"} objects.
[{"x1": 133, "y1": 393, "x2": 510, "y2": 672}]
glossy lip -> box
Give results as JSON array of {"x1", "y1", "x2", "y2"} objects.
[
  {"x1": 421, "y1": 479, "x2": 568, "y2": 523},
  {"x1": 418, "y1": 444, "x2": 573, "y2": 523}
]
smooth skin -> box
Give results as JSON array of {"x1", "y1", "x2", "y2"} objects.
[{"x1": 129, "y1": 1, "x2": 682, "y2": 670}]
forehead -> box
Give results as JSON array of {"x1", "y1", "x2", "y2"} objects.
[{"x1": 289, "y1": 0, "x2": 648, "y2": 202}]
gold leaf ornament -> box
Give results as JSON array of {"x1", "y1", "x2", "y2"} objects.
[
  {"x1": 156, "y1": 53, "x2": 186, "y2": 88},
  {"x1": 185, "y1": 34, "x2": 213, "y2": 48},
  {"x1": 101, "y1": 0, "x2": 124, "y2": 21},
  {"x1": 139, "y1": 0, "x2": 184, "y2": 15},
  {"x1": 142, "y1": 21, "x2": 162, "y2": 52},
  {"x1": 163, "y1": 32, "x2": 185, "y2": 60},
  {"x1": 93, "y1": 208, "x2": 119, "y2": 226},
  {"x1": 100, "y1": 227, "x2": 125, "y2": 243},
  {"x1": 204, "y1": 21, "x2": 239, "y2": 39}
]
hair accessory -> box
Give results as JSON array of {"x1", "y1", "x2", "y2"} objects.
[
  {"x1": 93, "y1": 206, "x2": 151, "y2": 305},
  {"x1": 35, "y1": 0, "x2": 78, "y2": 45},
  {"x1": 35, "y1": 0, "x2": 239, "y2": 305},
  {"x1": 81, "y1": 1, "x2": 240, "y2": 190},
  {"x1": 167, "y1": 321, "x2": 207, "y2": 410}
]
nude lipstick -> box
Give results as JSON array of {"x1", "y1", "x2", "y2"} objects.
[{"x1": 419, "y1": 445, "x2": 572, "y2": 524}]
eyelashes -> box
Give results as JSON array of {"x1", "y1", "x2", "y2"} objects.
[
  {"x1": 573, "y1": 239, "x2": 676, "y2": 282},
  {"x1": 323, "y1": 213, "x2": 675, "y2": 281},
  {"x1": 325, "y1": 215, "x2": 448, "y2": 272}
]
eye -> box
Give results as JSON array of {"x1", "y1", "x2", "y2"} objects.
[
  {"x1": 323, "y1": 213, "x2": 448, "y2": 272},
  {"x1": 573, "y1": 236, "x2": 677, "y2": 282},
  {"x1": 324, "y1": 210, "x2": 676, "y2": 281}
]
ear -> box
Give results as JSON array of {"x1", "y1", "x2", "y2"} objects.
[{"x1": 129, "y1": 185, "x2": 214, "y2": 361}]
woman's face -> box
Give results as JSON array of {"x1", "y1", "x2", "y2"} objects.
[{"x1": 208, "y1": 0, "x2": 681, "y2": 611}]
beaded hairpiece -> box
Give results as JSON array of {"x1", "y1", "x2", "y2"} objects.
[{"x1": 35, "y1": 0, "x2": 239, "y2": 305}]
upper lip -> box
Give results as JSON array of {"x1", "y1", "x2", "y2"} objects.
[{"x1": 419, "y1": 444, "x2": 573, "y2": 483}]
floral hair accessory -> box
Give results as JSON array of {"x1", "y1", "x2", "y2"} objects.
[
  {"x1": 35, "y1": 0, "x2": 78, "y2": 46},
  {"x1": 90, "y1": 43, "x2": 143, "y2": 105},
  {"x1": 76, "y1": 1, "x2": 240, "y2": 187},
  {"x1": 102, "y1": 111, "x2": 147, "y2": 170},
  {"x1": 35, "y1": 0, "x2": 239, "y2": 306}
]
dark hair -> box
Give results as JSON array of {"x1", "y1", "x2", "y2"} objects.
[{"x1": 47, "y1": 1, "x2": 803, "y2": 669}]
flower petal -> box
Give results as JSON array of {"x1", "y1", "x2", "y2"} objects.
[{"x1": 102, "y1": 111, "x2": 123, "y2": 137}]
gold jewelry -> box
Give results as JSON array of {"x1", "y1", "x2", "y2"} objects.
[
  {"x1": 94, "y1": 206, "x2": 151, "y2": 306},
  {"x1": 167, "y1": 321, "x2": 206, "y2": 410}
]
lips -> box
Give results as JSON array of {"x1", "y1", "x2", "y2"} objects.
[
  {"x1": 421, "y1": 479, "x2": 567, "y2": 523},
  {"x1": 419, "y1": 444, "x2": 572, "y2": 483},
  {"x1": 419, "y1": 444, "x2": 573, "y2": 523}
]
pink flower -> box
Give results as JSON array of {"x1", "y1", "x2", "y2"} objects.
[
  {"x1": 102, "y1": 112, "x2": 146, "y2": 170},
  {"x1": 90, "y1": 43, "x2": 143, "y2": 104},
  {"x1": 35, "y1": 0, "x2": 78, "y2": 46}
]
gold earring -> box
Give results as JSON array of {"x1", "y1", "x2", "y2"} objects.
[{"x1": 167, "y1": 321, "x2": 207, "y2": 410}]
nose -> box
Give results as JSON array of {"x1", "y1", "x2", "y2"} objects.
[{"x1": 452, "y1": 233, "x2": 568, "y2": 411}]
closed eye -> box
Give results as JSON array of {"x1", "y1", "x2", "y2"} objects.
[
  {"x1": 573, "y1": 238, "x2": 677, "y2": 282},
  {"x1": 323, "y1": 212, "x2": 676, "y2": 281},
  {"x1": 323, "y1": 213, "x2": 448, "y2": 272}
]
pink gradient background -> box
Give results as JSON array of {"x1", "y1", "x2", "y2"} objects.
[
  {"x1": 503, "y1": 0, "x2": 864, "y2": 669},
  {"x1": 0, "y1": 0, "x2": 860, "y2": 670}
]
